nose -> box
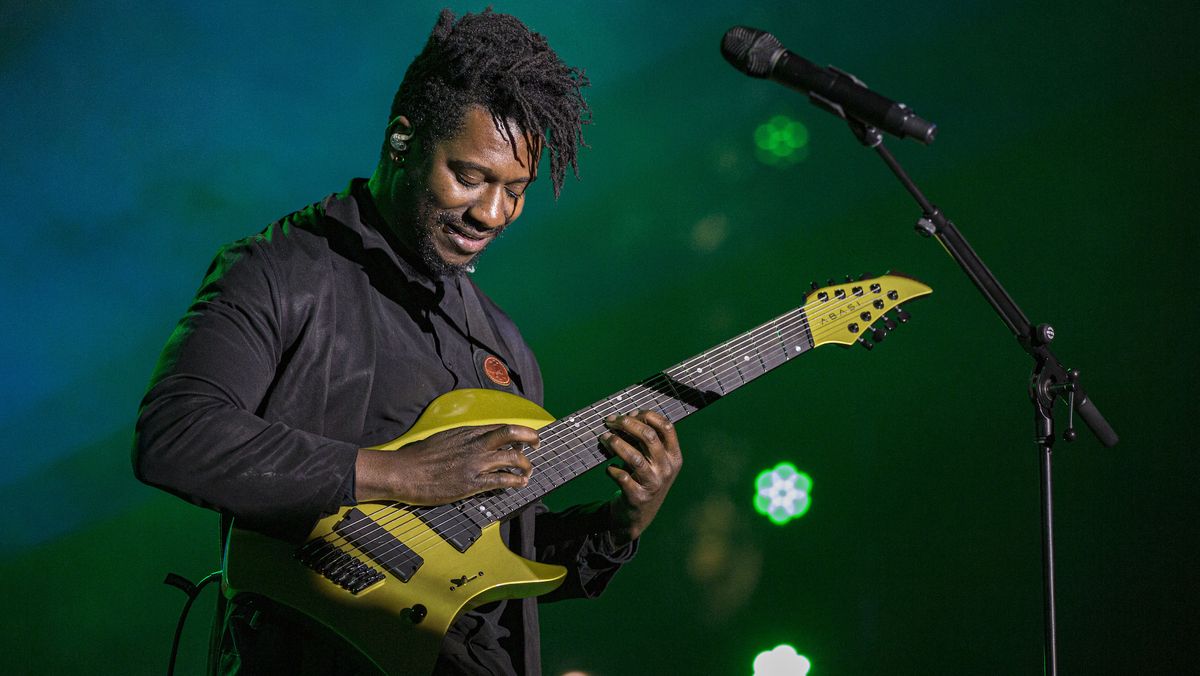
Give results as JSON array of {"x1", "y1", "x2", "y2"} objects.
[{"x1": 465, "y1": 185, "x2": 510, "y2": 231}]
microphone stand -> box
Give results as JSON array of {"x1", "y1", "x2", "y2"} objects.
[{"x1": 840, "y1": 117, "x2": 1119, "y2": 676}]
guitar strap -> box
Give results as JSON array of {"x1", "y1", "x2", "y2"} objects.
[{"x1": 458, "y1": 276, "x2": 524, "y2": 397}]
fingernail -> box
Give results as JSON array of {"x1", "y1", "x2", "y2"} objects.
[
  {"x1": 604, "y1": 414, "x2": 617, "y2": 423},
  {"x1": 626, "y1": 410, "x2": 637, "y2": 417}
]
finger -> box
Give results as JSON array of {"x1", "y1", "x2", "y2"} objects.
[
  {"x1": 472, "y1": 469, "x2": 529, "y2": 494},
  {"x1": 480, "y1": 424, "x2": 540, "y2": 451},
  {"x1": 638, "y1": 410, "x2": 681, "y2": 468},
  {"x1": 490, "y1": 444, "x2": 535, "y2": 478},
  {"x1": 601, "y1": 431, "x2": 660, "y2": 489},
  {"x1": 606, "y1": 411, "x2": 666, "y2": 465},
  {"x1": 606, "y1": 465, "x2": 648, "y2": 500}
]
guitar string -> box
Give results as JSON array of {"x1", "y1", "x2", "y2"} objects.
[
  {"x1": 303, "y1": 304, "x2": 822, "y2": 573},
  {"x1": 304, "y1": 300, "x2": 822, "y2": 568},
  {"x1": 305, "y1": 286, "x2": 902, "y2": 573},
  {"x1": 307, "y1": 288, "x2": 889, "y2": 574},
  {"x1": 313, "y1": 311, "x2": 833, "y2": 575},
  {"x1": 305, "y1": 286, "x2": 908, "y2": 573}
]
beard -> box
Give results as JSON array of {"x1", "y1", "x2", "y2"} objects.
[
  {"x1": 416, "y1": 210, "x2": 479, "y2": 276},
  {"x1": 410, "y1": 192, "x2": 504, "y2": 277}
]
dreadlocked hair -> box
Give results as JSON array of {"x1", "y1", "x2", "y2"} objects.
[{"x1": 390, "y1": 8, "x2": 590, "y2": 197}]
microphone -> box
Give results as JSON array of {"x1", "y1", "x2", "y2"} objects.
[{"x1": 721, "y1": 26, "x2": 937, "y2": 144}]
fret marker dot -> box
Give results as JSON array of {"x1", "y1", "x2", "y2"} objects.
[
  {"x1": 794, "y1": 346, "x2": 801, "y2": 352},
  {"x1": 696, "y1": 367, "x2": 703, "y2": 373},
  {"x1": 744, "y1": 355, "x2": 750, "y2": 361}
]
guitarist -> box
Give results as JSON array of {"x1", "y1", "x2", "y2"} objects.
[{"x1": 133, "y1": 9, "x2": 683, "y2": 676}]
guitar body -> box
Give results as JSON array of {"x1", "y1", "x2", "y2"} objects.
[{"x1": 224, "y1": 389, "x2": 567, "y2": 676}]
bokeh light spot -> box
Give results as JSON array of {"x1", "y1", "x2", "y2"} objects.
[
  {"x1": 753, "y1": 115, "x2": 809, "y2": 167},
  {"x1": 753, "y1": 644, "x2": 811, "y2": 675},
  {"x1": 753, "y1": 462, "x2": 811, "y2": 525}
]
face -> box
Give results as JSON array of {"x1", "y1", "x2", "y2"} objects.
[{"x1": 392, "y1": 105, "x2": 538, "y2": 274}]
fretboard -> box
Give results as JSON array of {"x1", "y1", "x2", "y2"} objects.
[{"x1": 467, "y1": 304, "x2": 815, "y2": 522}]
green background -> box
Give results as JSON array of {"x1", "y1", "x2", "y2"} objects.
[{"x1": 2, "y1": 1, "x2": 1196, "y2": 673}]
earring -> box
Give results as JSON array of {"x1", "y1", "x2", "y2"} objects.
[{"x1": 390, "y1": 131, "x2": 413, "y2": 153}]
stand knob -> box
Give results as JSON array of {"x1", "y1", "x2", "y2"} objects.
[{"x1": 1035, "y1": 323, "x2": 1056, "y2": 346}]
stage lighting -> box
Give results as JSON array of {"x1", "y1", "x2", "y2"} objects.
[
  {"x1": 753, "y1": 114, "x2": 809, "y2": 166},
  {"x1": 752, "y1": 644, "x2": 811, "y2": 675},
  {"x1": 754, "y1": 462, "x2": 811, "y2": 525}
]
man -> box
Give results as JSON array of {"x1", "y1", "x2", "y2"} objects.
[{"x1": 133, "y1": 9, "x2": 682, "y2": 675}]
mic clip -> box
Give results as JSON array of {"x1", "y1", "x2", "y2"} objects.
[
  {"x1": 809, "y1": 66, "x2": 885, "y2": 148},
  {"x1": 806, "y1": 65, "x2": 867, "y2": 122}
]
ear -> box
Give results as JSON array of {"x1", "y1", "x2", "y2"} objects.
[{"x1": 388, "y1": 115, "x2": 414, "y2": 136}]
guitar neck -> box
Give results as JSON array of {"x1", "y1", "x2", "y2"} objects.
[{"x1": 475, "y1": 305, "x2": 815, "y2": 522}]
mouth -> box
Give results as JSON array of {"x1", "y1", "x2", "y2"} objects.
[{"x1": 441, "y1": 221, "x2": 494, "y2": 256}]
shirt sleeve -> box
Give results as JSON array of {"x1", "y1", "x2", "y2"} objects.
[
  {"x1": 532, "y1": 500, "x2": 638, "y2": 602},
  {"x1": 132, "y1": 236, "x2": 359, "y2": 542}
]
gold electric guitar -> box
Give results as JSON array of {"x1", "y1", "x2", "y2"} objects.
[{"x1": 224, "y1": 273, "x2": 932, "y2": 674}]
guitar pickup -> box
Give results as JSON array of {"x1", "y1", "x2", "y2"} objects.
[
  {"x1": 412, "y1": 504, "x2": 484, "y2": 553},
  {"x1": 295, "y1": 508, "x2": 424, "y2": 588}
]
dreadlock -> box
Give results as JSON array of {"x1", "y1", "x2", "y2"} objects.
[{"x1": 390, "y1": 8, "x2": 590, "y2": 197}]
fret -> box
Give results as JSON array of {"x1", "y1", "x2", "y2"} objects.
[
  {"x1": 471, "y1": 303, "x2": 816, "y2": 524},
  {"x1": 662, "y1": 363, "x2": 712, "y2": 404},
  {"x1": 710, "y1": 337, "x2": 744, "y2": 392},
  {"x1": 761, "y1": 315, "x2": 793, "y2": 371}
]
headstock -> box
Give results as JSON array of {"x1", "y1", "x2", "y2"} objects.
[{"x1": 803, "y1": 273, "x2": 932, "y2": 349}]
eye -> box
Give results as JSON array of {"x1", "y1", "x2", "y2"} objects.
[
  {"x1": 505, "y1": 187, "x2": 523, "y2": 200},
  {"x1": 456, "y1": 173, "x2": 481, "y2": 188}
]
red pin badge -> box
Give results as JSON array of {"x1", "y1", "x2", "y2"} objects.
[{"x1": 482, "y1": 355, "x2": 512, "y2": 387}]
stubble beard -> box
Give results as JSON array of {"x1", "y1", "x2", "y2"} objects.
[
  {"x1": 412, "y1": 190, "x2": 503, "y2": 277},
  {"x1": 417, "y1": 211, "x2": 480, "y2": 276},
  {"x1": 403, "y1": 184, "x2": 475, "y2": 277}
]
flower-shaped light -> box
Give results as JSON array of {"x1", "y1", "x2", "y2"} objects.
[{"x1": 754, "y1": 462, "x2": 812, "y2": 525}]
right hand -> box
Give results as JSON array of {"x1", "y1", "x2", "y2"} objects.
[{"x1": 354, "y1": 424, "x2": 539, "y2": 505}]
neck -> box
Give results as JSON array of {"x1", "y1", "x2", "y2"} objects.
[
  {"x1": 359, "y1": 172, "x2": 463, "y2": 282},
  {"x1": 366, "y1": 165, "x2": 400, "y2": 233}
]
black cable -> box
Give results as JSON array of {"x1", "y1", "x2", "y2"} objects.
[{"x1": 163, "y1": 570, "x2": 222, "y2": 676}]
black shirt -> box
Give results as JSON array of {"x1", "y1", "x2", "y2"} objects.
[{"x1": 134, "y1": 181, "x2": 635, "y2": 674}]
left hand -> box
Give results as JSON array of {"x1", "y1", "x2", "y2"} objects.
[{"x1": 601, "y1": 409, "x2": 683, "y2": 545}]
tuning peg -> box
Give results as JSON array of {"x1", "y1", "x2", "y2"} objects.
[
  {"x1": 826, "y1": 278, "x2": 836, "y2": 287},
  {"x1": 844, "y1": 274, "x2": 854, "y2": 283},
  {"x1": 882, "y1": 315, "x2": 897, "y2": 331},
  {"x1": 856, "y1": 336, "x2": 874, "y2": 350},
  {"x1": 895, "y1": 306, "x2": 911, "y2": 323},
  {"x1": 872, "y1": 327, "x2": 887, "y2": 343},
  {"x1": 857, "y1": 272, "x2": 869, "y2": 281}
]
